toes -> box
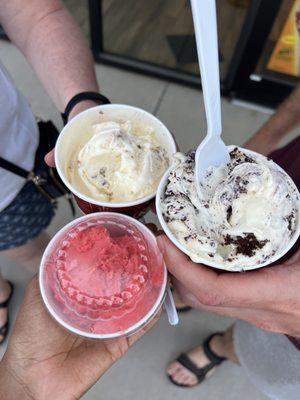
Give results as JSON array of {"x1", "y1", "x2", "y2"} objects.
[
  {"x1": 170, "y1": 370, "x2": 182, "y2": 383},
  {"x1": 179, "y1": 375, "x2": 191, "y2": 386},
  {"x1": 185, "y1": 375, "x2": 198, "y2": 386},
  {"x1": 167, "y1": 361, "x2": 182, "y2": 375},
  {"x1": 170, "y1": 367, "x2": 196, "y2": 386},
  {"x1": 167, "y1": 359, "x2": 202, "y2": 387},
  {"x1": 167, "y1": 340, "x2": 222, "y2": 388},
  {"x1": 174, "y1": 370, "x2": 190, "y2": 385}
]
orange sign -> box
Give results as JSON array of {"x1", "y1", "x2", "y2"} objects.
[{"x1": 267, "y1": 0, "x2": 300, "y2": 77}]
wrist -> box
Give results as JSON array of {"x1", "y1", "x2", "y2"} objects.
[
  {"x1": 0, "y1": 360, "x2": 33, "y2": 400},
  {"x1": 0, "y1": 358, "x2": 73, "y2": 400},
  {"x1": 67, "y1": 99, "x2": 100, "y2": 121},
  {"x1": 62, "y1": 92, "x2": 110, "y2": 124}
]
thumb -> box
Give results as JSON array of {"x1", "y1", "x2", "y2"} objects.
[
  {"x1": 157, "y1": 234, "x2": 191, "y2": 276},
  {"x1": 45, "y1": 149, "x2": 56, "y2": 167},
  {"x1": 157, "y1": 235, "x2": 221, "y2": 303}
]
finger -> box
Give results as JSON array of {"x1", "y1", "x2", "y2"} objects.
[
  {"x1": 172, "y1": 278, "x2": 205, "y2": 308},
  {"x1": 7, "y1": 276, "x2": 67, "y2": 350},
  {"x1": 283, "y1": 247, "x2": 300, "y2": 266},
  {"x1": 172, "y1": 278, "x2": 238, "y2": 315},
  {"x1": 21, "y1": 274, "x2": 44, "y2": 310},
  {"x1": 24, "y1": 274, "x2": 40, "y2": 297},
  {"x1": 157, "y1": 235, "x2": 234, "y2": 307},
  {"x1": 157, "y1": 235, "x2": 286, "y2": 309},
  {"x1": 173, "y1": 277, "x2": 300, "y2": 334},
  {"x1": 172, "y1": 280, "x2": 266, "y2": 325},
  {"x1": 45, "y1": 149, "x2": 55, "y2": 167}
]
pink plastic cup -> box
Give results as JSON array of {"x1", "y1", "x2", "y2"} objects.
[
  {"x1": 39, "y1": 212, "x2": 167, "y2": 339},
  {"x1": 55, "y1": 104, "x2": 177, "y2": 218}
]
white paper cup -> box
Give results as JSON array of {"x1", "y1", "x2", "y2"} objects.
[
  {"x1": 39, "y1": 212, "x2": 167, "y2": 339},
  {"x1": 156, "y1": 146, "x2": 300, "y2": 272},
  {"x1": 55, "y1": 104, "x2": 177, "y2": 218}
]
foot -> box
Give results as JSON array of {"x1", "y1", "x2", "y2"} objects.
[
  {"x1": 167, "y1": 334, "x2": 226, "y2": 387},
  {"x1": 0, "y1": 281, "x2": 13, "y2": 343}
]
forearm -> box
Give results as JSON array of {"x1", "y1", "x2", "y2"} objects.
[
  {"x1": 0, "y1": 0, "x2": 99, "y2": 114},
  {"x1": 244, "y1": 86, "x2": 300, "y2": 155},
  {"x1": 23, "y1": 6, "x2": 99, "y2": 112}
]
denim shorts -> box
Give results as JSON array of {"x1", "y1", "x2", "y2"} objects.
[{"x1": 0, "y1": 181, "x2": 55, "y2": 251}]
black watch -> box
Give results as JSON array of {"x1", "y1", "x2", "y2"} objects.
[{"x1": 61, "y1": 91, "x2": 111, "y2": 125}]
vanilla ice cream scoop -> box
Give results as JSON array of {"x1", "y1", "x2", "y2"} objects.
[
  {"x1": 67, "y1": 121, "x2": 169, "y2": 202},
  {"x1": 161, "y1": 146, "x2": 299, "y2": 269}
]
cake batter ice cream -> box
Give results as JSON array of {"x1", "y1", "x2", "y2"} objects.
[
  {"x1": 161, "y1": 146, "x2": 299, "y2": 269},
  {"x1": 67, "y1": 121, "x2": 169, "y2": 202}
]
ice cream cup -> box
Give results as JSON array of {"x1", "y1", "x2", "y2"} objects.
[
  {"x1": 55, "y1": 104, "x2": 177, "y2": 219},
  {"x1": 156, "y1": 146, "x2": 300, "y2": 272},
  {"x1": 39, "y1": 212, "x2": 167, "y2": 339}
]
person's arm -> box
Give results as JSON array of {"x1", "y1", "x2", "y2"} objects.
[
  {"x1": 0, "y1": 277, "x2": 159, "y2": 400},
  {"x1": 0, "y1": 0, "x2": 99, "y2": 119},
  {"x1": 244, "y1": 86, "x2": 300, "y2": 155}
]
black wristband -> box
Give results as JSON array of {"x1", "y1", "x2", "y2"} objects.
[{"x1": 61, "y1": 92, "x2": 111, "y2": 125}]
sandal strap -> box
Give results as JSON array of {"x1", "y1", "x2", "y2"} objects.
[
  {"x1": 0, "y1": 282, "x2": 14, "y2": 309},
  {"x1": 176, "y1": 306, "x2": 192, "y2": 313},
  {"x1": 203, "y1": 333, "x2": 227, "y2": 365},
  {"x1": 176, "y1": 353, "x2": 215, "y2": 383},
  {"x1": 172, "y1": 332, "x2": 227, "y2": 387}
]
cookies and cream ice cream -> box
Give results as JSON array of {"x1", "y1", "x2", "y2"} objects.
[
  {"x1": 67, "y1": 121, "x2": 169, "y2": 202},
  {"x1": 161, "y1": 146, "x2": 299, "y2": 269}
]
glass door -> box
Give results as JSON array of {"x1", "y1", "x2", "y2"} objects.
[
  {"x1": 90, "y1": 0, "x2": 251, "y2": 90},
  {"x1": 231, "y1": 0, "x2": 298, "y2": 108},
  {"x1": 253, "y1": 0, "x2": 300, "y2": 85}
]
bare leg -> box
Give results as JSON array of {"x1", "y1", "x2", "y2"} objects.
[
  {"x1": 211, "y1": 326, "x2": 239, "y2": 363},
  {"x1": 0, "y1": 231, "x2": 50, "y2": 273},
  {"x1": 167, "y1": 325, "x2": 238, "y2": 387},
  {"x1": 244, "y1": 87, "x2": 300, "y2": 155}
]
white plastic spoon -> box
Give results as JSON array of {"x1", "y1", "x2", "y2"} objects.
[
  {"x1": 191, "y1": 0, "x2": 230, "y2": 190},
  {"x1": 164, "y1": 283, "x2": 179, "y2": 326},
  {"x1": 138, "y1": 217, "x2": 178, "y2": 326}
]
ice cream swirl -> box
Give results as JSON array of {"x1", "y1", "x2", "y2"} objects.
[
  {"x1": 161, "y1": 146, "x2": 299, "y2": 270},
  {"x1": 67, "y1": 121, "x2": 169, "y2": 203}
]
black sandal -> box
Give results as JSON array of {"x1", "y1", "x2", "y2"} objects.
[
  {"x1": 168, "y1": 333, "x2": 227, "y2": 388},
  {"x1": 170, "y1": 287, "x2": 192, "y2": 313},
  {"x1": 176, "y1": 305, "x2": 192, "y2": 313},
  {"x1": 0, "y1": 281, "x2": 14, "y2": 345}
]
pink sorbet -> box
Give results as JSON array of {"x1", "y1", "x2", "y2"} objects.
[{"x1": 44, "y1": 224, "x2": 165, "y2": 336}]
